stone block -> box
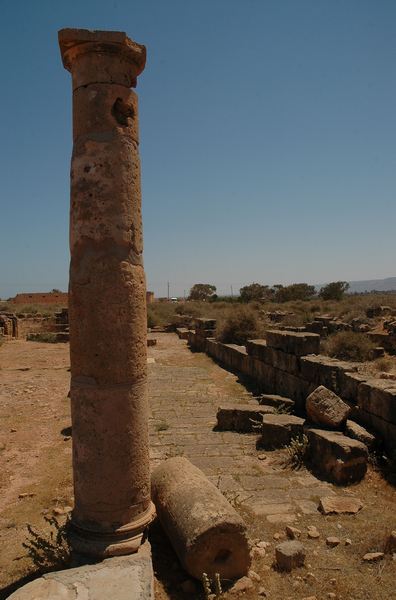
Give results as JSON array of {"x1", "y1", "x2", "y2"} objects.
[
  {"x1": 250, "y1": 358, "x2": 277, "y2": 393},
  {"x1": 339, "y1": 371, "x2": 368, "y2": 404},
  {"x1": 300, "y1": 355, "x2": 357, "y2": 395},
  {"x1": 195, "y1": 318, "x2": 217, "y2": 331},
  {"x1": 319, "y1": 496, "x2": 363, "y2": 515},
  {"x1": 176, "y1": 327, "x2": 190, "y2": 340},
  {"x1": 266, "y1": 330, "x2": 320, "y2": 356},
  {"x1": 246, "y1": 340, "x2": 300, "y2": 374},
  {"x1": 306, "y1": 386, "x2": 351, "y2": 429},
  {"x1": 275, "y1": 540, "x2": 305, "y2": 572},
  {"x1": 306, "y1": 428, "x2": 368, "y2": 485},
  {"x1": 275, "y1": 370, "x2": 314, "y2": 410},
  {"x1": 357, "y1": 379, "x2": 396, "y2": 424},
  {"x1": 7, "y1": 542, "x2": 154, "y2": 599},
  {"x1": 345, "y1": 420, "x2": 375, "y2": 448},
  {"x1": 258, "y1": 414, "x2": 305, "y2": 449},
  {"x1": 353, "y1": 409, "x2": 396, "y2": 452},
  {"x1": 216, "y1": 404, "x2": 276, "y2": 432}
]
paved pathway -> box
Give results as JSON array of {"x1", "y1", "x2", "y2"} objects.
[{"x1": 148, "y1": 333, "x2": 334, "y2": 525}]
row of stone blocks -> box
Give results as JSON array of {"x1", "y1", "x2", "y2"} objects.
[{"x1": 187, "y1": 326, "x2": 396, "y2": 451}]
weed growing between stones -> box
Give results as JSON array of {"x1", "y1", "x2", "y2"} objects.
[
  {"x1": 283, "y1": 434, "x2": 309, "y2": 470},
  {"x1": 22, "y1": 515, "x2": 71, "y2": 573},
  {"x1": 202, "y1": 572, "x2": 223, "y2": 598}
]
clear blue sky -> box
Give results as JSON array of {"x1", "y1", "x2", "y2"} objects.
[{"x1": 1, "y1": 0, "x2": 395, "y2": 299}]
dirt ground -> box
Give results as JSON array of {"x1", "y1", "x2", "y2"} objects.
[{"x1": 0, "y1": 336, "x2": 395, "y2": 600}]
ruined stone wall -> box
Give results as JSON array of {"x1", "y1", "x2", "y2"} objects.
[
  {"x1": 11, "y1": 292, "x2": 69, "y2": 305},
  {"x1": 186, "y1": 322, "x2": 396, "y2": 451}
]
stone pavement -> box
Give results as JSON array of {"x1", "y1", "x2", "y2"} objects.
[{"x1": 148, "y1": 333, "x2": 335, "y2": 524}]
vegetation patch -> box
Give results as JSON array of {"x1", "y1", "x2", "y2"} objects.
[{"x1": 325, "y1": 331, "x2": 376, "y2": 361}]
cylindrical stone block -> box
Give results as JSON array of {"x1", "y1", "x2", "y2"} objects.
[
  {"x1": 151, "y1": 457, "x2": 251, "y2": 580},
  {"x1": 59, "y1": 28, "x2": 154, "y2": 557}
]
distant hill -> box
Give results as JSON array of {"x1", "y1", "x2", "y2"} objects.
[{"x1": 347, "y1": 277, "x2": 396, "y2": 294}]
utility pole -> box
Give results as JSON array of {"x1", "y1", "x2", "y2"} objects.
[
  {"x1": 230, "y1": 285, "x2": 234, "y2": 298},
  {"x1": 167, "y1": 281, "x2": 170, "y2": 300}
]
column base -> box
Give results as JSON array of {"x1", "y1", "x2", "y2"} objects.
[{"x1": 68, "y1": 502, "x2": 156, "y2": 558}]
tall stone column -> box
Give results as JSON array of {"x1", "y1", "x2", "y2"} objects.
[{"x1": 59, "y1": 29, "x2": 155, "y2": 557}]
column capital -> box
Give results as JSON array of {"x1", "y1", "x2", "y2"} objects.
[{"x1": 58, "y1": 28, "x2": 146, "y2": 88}]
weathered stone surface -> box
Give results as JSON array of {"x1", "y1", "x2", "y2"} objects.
[
  {"x1": 306, "y1": 386, "x2": 351, "y2": 429},
  {"x1": 258, "y1": 414, "x2": 305, "y2": 449},
  {"x1": 307, "y1": 525, "x2": 320, "y2": 539},
  {"x1": 319, "y1": 496, "x2": 363, "y2": 515},
  {"x1": 275, "y1": 371, "x2": 314, "y2": 410},
  {"x1": 345, "y1": 420, "x2": 375, "y2": 448},
  {"x1": 275, "y1": 540, "x2": 305, "y2": 571},
  {"x1": 266, "y1": 330, "x2": 320, "y2": 356},
  {"x1": 216, "y1": 404, "x2": 275, "y2": 432},
  {"x1": 363, "y1": 552, "x2": 384, "y2": 562},
  {"x1": 7, "y1": 543, "x2": 154, "y2": 599},
  {"x1": 195, "y1": 318, "x2": 217, "y2": 330},
  {"x1": 339, "y1": 371, "x2": 368, "y2": 404},
  {"x1": 306, "y1": 428, "x2": 368, "y2": 485},
  {"x1": 176, "y1": 327, "x2": 190, "y2": 340},
  {"x1": 246, "y1": 340, "x2": 300, "y2": 374},
  {"x1": 151, "y1": 457, "x2": 251, "y2": 580},
  {"x1": 357, "y1": 379, "x2": 396, "y2": 424},
  {"x1": 326, "y1": 536, "x2": 340, "y2": 547},
  {"x1": 59, "y1": 28, "x2": 154, "y2": 556},
  {"x1": 258, "y1": 394, "x2": 295, "y2": 410},
  {"x1": 300, "y1": 355, "x2": 358, "y2": 395}
]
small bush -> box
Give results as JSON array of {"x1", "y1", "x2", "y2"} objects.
[
  {"x1": 325, "y1": 331, "x2": 376, "y2": 362},
  {"x1": 23, "y1": 515, "x2": 71, "y2": 573},
  {"x1": 216, "y1": 306, "x2": 264, "y2": 345},
  {"x1": 373, "y1": 357, "x2": 393, "y2": 373}
]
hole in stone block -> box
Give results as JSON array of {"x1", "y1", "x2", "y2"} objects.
[{"x1": 112, "y1": 97, "x2": 134, "y2": 126}]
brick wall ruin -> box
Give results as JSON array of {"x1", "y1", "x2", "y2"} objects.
[
  {"x1": 11, "y1": 292, "x2": 69, "y2": 305},
  {"x1": 184, "y1": 320, "x2": 396, "y2": 451}
]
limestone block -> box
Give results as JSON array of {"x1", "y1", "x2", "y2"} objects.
[
  {"x1": 176, "y1": 328, "x2": 190, "y2": 340},
  {"x1": 258, "y1": 414, "x2": 305, "y2": 449},
  {"x1": 7, "y1": 543, "x2": 154, "y2": 599},
  {"x1": 250, "y1": 358, "x2": 277, "y2": 393},
  {"x1": 195, "y1": 318, "x2": 217, "y2": 330},
  {"x1": 275, "y1": 371, "x2": 314, "y2": 410},
  {"x1": 357, "y1": 379, "x2": 396, "y2": 424},
  {"x1": 151, "y1": 457, "x2": 251, "y2": 580},
  {"x1": 300, "y1": 355, "x2": 357, "y2": 395},
  {"x1": 339, "y1": 371, "x2": 368, "y2": 404},
  {"x1": 216, "y1": 404, "x2": 276, "y2": 432},
  {"x1": 306, "y1": 386, "x2": 351, "y2": 429},
  {"x1": 345, "y1": 420, "x2": 375, "y2": 448},
  {"x1": 319, "y1": 496, "x2": 363, "y2": 515},
  {"x1": 275, "y1": 540, "x2": 305, "y2": 571},
  {"x1": 266, "y1": 330, "x2": 320, "y2": 356},
  {"x1": 246, "y1": 340, "x2": 300, "y2": 374},
  {"x1": 306, "y1": 428, "x2": 368, "y2": 485}
]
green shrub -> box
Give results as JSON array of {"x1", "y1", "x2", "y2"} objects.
[
  {"x1": 216, "y1": 306, "x2": 264, "y2": 345},
  {"x1": 325, "y1": 331, "x2": 375, "y2": 361}
]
